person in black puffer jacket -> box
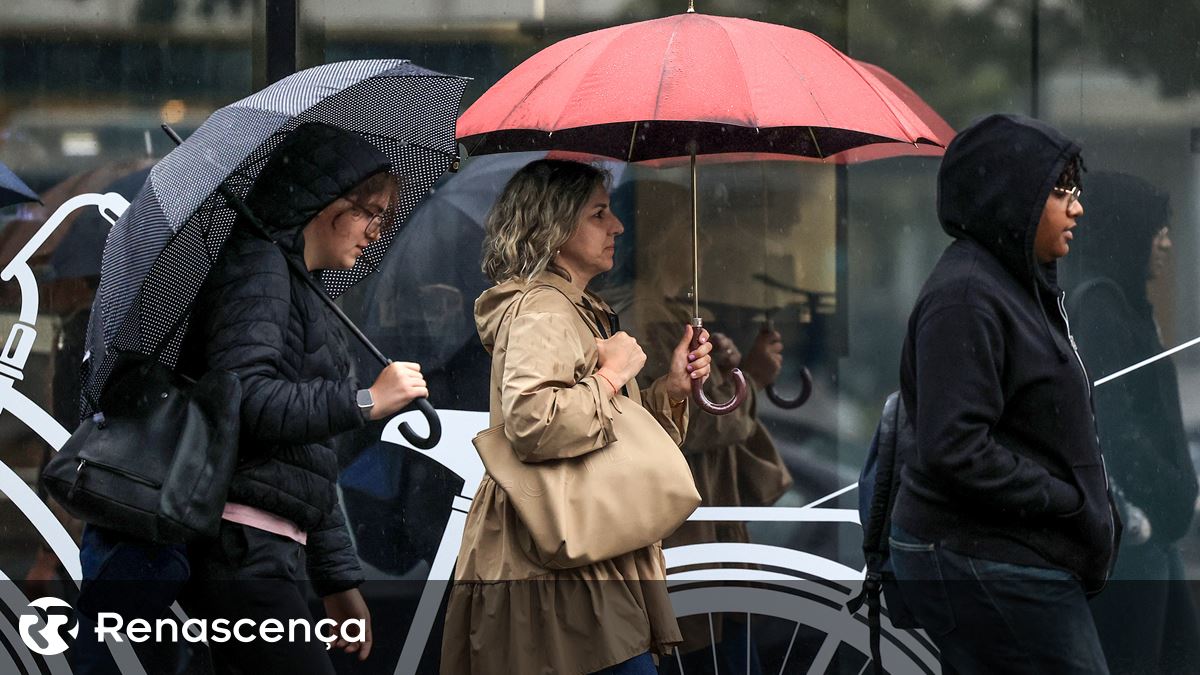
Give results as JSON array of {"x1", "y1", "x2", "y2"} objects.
[
  {"x1": 889, "y1": 114, "x2": 1121, "y2": 674},
  {"x1": 175, "y1": 123, "x2": 429, "y2": 673}
]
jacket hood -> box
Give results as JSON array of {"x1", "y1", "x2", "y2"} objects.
[
  {"x1": 475, "y1": 271, "x2": 590, "y2": 352},
  {"x1": 243, "y1": 122, "x2": 391, "y2": 255},
  {"x1": 476, "y1": 279, "x2": 524, "y2": 353},
  {"x1": 937, "y1": 114, "x2": 1081, "y2": 290}
]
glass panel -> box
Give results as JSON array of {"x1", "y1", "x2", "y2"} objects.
[
  {"x1": 0, "y1": 0, "x2": 256, "y2": 666},
  {"x1": 2, "y1": 0, "x2": 1198, "y2": 672}
]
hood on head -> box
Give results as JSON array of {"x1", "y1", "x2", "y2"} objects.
[
  {"x1": 1070, "y1": 171, "x2": 1169, "y2": 297},
  {"x1": 937, "y1": 114, "x2": 1081, "y2": 288},
  {"x1": 244, "y1": 122, "x2": 391, "y2": 253}
]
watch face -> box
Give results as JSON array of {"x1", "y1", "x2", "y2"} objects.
[{"x1": 356, "y1": 389, "x2": 374, "y2": 408}]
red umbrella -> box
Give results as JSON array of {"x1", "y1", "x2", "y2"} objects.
[{"x1": 459, "y1": 8, "x2": 946, "y2": 414}]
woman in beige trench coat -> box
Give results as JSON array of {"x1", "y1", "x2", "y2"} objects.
[{"x1": 441, "y1": 159, "x2": 713, "y2": 675}]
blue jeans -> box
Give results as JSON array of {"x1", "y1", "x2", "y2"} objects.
[
  {"x1": 889, "y1": 526, "x2": 1109, "y2": 675},
  {"x1": 591, "y1": 651, "x2": 657, "y2": 674},
  {"x1": 73, "y1": 525, "x2": 192, "y2": 675}
]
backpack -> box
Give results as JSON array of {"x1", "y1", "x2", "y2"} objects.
[{"x1": 846, "y1": 391, "x2": 919, "y2": 674}]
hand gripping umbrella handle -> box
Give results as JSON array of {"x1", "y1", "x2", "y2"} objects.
[
  {"x1": 358, "y1": 356, "x2": 442, "y2": 453},
  {"x1": 161, "y1": 124, "x2": 442, "y2": 451},
  {"x1": 689, "y1": 318, "x2": 747, "y2": 415},
  {"x1": 766, "y1": 367, "x2": 814, "y2": 409}
]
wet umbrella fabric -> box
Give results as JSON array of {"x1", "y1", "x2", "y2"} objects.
[
  {"x1": 84, "y1": 59, "x2": 466, "y2": 404},
  {"x1": 457, "y1": 12, "x2": 940, "y2": 161},
  {"x1": 457, "y1": 11, "x2": 944, "y2": 414},
  {"x1": 0, "y1": 160, "x2": 40, "y2": 207}
]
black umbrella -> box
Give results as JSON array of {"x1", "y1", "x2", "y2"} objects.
[
  {"x1": 0, "y1": 160, "x2": 41, "y2": 207},
  {"x1": 85, "y1": 60, "x2": 467, "y2": 449}
]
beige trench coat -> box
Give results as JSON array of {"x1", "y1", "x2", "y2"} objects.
[{"x1": 441, "y1": 271, "x2": 686, "y2": 675}]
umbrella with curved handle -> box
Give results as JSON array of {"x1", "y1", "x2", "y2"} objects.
[
  {"x1": 687, "y1": 146, "x2": 747, "y2": 414},
  {"x1": 223, "y1": 179, "x2": 443, "y2": 449},
  {"x1": 456, "y1": 11, "x2": 950, "y2": 414},
  {"x1": 756, "y1": 167, "x2": 813, "y2": 411},
  {"x1": 689, "y1": 317, "x2": 747, "y2": 414}
]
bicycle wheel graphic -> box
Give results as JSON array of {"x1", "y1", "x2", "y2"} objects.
[{"x1": 664, "y1": 535, "x2": 940, "y2": 674}]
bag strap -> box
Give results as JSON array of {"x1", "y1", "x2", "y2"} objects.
[
  {"x1": 489, "y1": 283, "x2": 625, "y2": 422},
  {"x1": 846, "y1": 391, "x2": 903, "y2": 675},
  {"x1": 534, "y1": 285, "x2": 629, "y2": 396}
]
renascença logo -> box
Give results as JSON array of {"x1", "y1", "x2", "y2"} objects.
[{"x1": 18, "y1": 597, "x2": 78, "y2": 656}]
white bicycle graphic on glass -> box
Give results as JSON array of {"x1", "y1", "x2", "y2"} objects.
[
  {"x1": 381, "y1": 409, "x2": 940, "y2": 675},
  {"x1": 0, "y1": 194, "x2": 939, "y2": 674}
]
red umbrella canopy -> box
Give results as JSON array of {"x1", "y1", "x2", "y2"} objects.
[
  {"x1": 831, "y1": 61, "x2": 955, "y2": 162},
  {"x1": 457, "y1": 11, "x2": 943, "y2": 161}
]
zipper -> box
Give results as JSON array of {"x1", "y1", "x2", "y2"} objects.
[
  {"x1": 1057, "y1": 290, "x2": 1117, "y2": 583},
  {"x1": 68, "y1": 461, "x2": 86, "y2": 500},
  {"x1": 75, "y1": 458, "x2": 162, "y2": 489}
]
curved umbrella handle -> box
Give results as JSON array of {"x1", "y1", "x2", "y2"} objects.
[
  {"x1": 398, "y1": 398, "x2": 442, "y2": 450},
  {"x1": 689, "y1": 319, "x2": 747, "y2": 415},
  {"x1": 765, "y1": 366, "x2": 814, "y2": 409}
]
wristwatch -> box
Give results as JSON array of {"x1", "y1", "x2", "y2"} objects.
[{"x1": 356, "y1": 388, "x2": 375, "y2": 421}]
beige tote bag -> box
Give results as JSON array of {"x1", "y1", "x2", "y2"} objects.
[{"x1": 473, "y1": 285, "x2": 700, "y2": 569}]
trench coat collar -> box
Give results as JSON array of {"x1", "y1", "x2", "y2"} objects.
[{"x1": 529, "y1": 269, "x2": 615, "y2": 334}]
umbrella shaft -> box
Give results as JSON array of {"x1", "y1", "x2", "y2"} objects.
[
  {"x1": 161, "y1": 125, "x2": 392, "y2": 369},
  {"x1": 690, "y1": 143, "x2": 700, "y2": 320},
  {"x1": 218, "y1": 181, "x2": 392, "y2": 368}
]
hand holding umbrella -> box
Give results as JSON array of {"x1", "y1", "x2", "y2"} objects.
[
  {"x1": 457, "y1": 9, "x2": 943, "y2": 414},
  {"x1": 162, "y1": 123, "x2": 441, "y2": 448},
  {"x1": 86, "y1": 61, "x2": 465, "y2": 451}
]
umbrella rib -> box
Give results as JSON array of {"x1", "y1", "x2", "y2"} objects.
[
  {"x1": 711, "y1": 16, "x2": 765, "y2": 129},
  {"x1": 807, "y1": 127, "x2": 825, "y2": 160},
  {"x1": 545, "y1": 29, "x2": 627, "y2": 132},
  {"x1": 627, "y1": 121, "x2": 639, "y2": 162},
  {"x1": 813, "y1": 34, "x2": 926, "y2": 142},
  {"x1": 758, "y1": 27, "x2": 836, "y2": 133},
  {"x1": 504, "y1": 40, "x2": 599, "y2": 133},
  {"x1": 650, "y1": 16, "x2": 685, "y2": 122}
]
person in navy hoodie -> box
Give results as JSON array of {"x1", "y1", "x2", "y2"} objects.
[{"x1": 889, "y1": 114, "x2": 1120, "y2": 674}]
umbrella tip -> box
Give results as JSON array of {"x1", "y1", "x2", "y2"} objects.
[{"x1": 687, "y1": 0, "x2": 695, "y2": 12}]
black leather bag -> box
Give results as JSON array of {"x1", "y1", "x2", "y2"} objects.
[{"x1": 43, "y1": 354, "x2": 241, "y2": 544}]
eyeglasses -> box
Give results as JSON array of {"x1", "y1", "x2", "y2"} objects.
[
  {"x1": 340, "y1": 197, "x2": 388, "y2": 237},
  {"x1": 1052, "y1": 185, "x2": 1082, "y2": 206}
]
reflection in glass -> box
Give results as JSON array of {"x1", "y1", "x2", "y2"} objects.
[{"x1": 1065, "y1": 171, "x2": 1200, "y2": 673}]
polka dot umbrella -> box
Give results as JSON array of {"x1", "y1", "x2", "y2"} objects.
[{"x1": 84, "y1": 60, "x2": 467, "y2": 448}]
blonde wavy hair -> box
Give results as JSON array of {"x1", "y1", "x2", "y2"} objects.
[{"x1": 481, "y1": 159, "x2": 611, "y2": 283}]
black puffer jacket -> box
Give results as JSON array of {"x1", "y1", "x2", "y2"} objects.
[
  {"x1": 181, "y1": 123, "x2": 390, "y2": 595},
  {"x1": 893, "y1": 114, "x2": 1120, "y2": 591}
]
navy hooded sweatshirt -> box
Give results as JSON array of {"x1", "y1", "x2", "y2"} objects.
[{"x1": 892, "y1": 114, "x2": 1120, "y2": 591}]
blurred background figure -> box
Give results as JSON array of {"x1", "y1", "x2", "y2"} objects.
[
  {"x1": 610, "y1": 180, "x2": 793, "y2": 674},
  {"x1": 1064, "y1": 171, "x2": 1200, "y2": 674}
]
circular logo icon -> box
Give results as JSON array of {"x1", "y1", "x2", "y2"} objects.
[{"x1": 18, "y1": 597, "x2": 78, "y2": 656}]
